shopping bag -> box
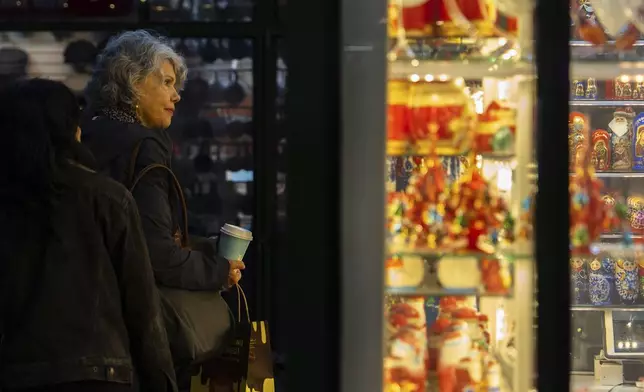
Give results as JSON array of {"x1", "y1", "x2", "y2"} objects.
[{"x1": 190, "y1": 285, "x2": 275, "y2": 392}]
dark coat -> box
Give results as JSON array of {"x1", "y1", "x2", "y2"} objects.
[
  {"x1": 82, "y1": 117, "x2": 230, "y2": 291},
  {"x1": 0, "y1": 165, "x2": 177, "y2": 392}
]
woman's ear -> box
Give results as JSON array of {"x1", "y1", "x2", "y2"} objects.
[{"x1": 76, "y1": 126, "x2": 81, "y2": 142}]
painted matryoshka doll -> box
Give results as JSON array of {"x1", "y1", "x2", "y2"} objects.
[
  {"x1": 571, "y1": 256, "x2": 589, "y2": 304},
  {"x1": 588, "y1": 256, "x2": 613, "y2": 306},
  {"x1": 638, "y1": 256, "x2": 644, "y2": 303},
  {"x1": 615, "y1": 257, "x2": 640, "y2": 305}
]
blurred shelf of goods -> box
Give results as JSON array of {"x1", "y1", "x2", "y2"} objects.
[{"x1": 384, "y1": 1, "x2": 535, "y2": 391}]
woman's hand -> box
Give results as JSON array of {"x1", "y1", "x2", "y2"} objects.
[{"x1": 228, "y1": 260, "x2": 245, "y2": 287}]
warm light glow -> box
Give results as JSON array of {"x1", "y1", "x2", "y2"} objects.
[
  {"x1": 425, "y1": 74, "x2": 434, "y2": 82},
  {"x1": 636, "y1": 75, "x2": 644, "y2": 83},
  {"x1": 621, "y1": 75, "x2": 630, "y2": 83},
  {"x1": 619, "y1": 341, "x2": 625, "y2": 349},
  {"x1": 454, "y1": 78, "x2": 465, "y2": 87},
  {"x1": 634, "y1": 342, "x2": 639, "y2": 349},
  {"x1": 410, "y1": 74, "x2": 420, "y2": 82},
  {"x1": 496, "y1": 306, "x2": 506, "y2": 342},
  {"x1": 438, "y1": 74, "x2": 449, "y2": 81},
  {"x1": 626, "y1": 341, "x2": 632, "y2": 349},
  {"x1": 497, "y1": 166, "x2": 512, "y2": 192},
  {"x1": 411, "y1": 59, "x2": 420, "y2": 67}
]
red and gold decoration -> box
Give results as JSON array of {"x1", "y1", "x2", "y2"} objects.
[
  {"x1": 474, "y1": 101, "x2": 516, "y2": 156},
  {"x1": 388, "y1": 79, "x2": 412, "y2": 153},
  {"x1": 384, "y1": 298, "x2": 428, "y2": 392},
  {"x1": 439, "y1": 167, "x2": 513, "y2": 253},
  {"x1": 428, "y1": 296, "x2": 502, "y2": 391},
  {"x1": 387, "y1": 78, "x2": 475, "y2": 156},
  {"x1": 408, "y1": 80, "x2": 476, "y2": 156},
  {"x1": 429, "y1": 0, "x2": 497, "y2": 38}
]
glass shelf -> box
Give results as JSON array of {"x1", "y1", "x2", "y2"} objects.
[
  {"x1": 389, "y1": 59, "x2": 533, "y2": 80},
  {"x1": 572, "y1": 305, "x2": 644, "y2": 311},
  {"x1": 570, "y1": 100, "x2": 644, "y2": 106}
]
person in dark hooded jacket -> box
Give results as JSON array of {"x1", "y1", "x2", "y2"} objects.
[
  {"x1": 0, "y1": 78, "x2": 177, "y2": 392},
  {"x1": 82, "y1": 30, "x2": 245, "y2": 292}
]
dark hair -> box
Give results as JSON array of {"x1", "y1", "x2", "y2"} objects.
[{"x1": 0, "y1": 78, "x2": 93, "y2": 204}]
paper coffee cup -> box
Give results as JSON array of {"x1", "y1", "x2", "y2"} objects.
[{"x1": 218, "y1": 223, "x2": 253, "y2": 261}]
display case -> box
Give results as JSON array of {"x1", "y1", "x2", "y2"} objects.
[
  {"x1": 569, "y1": 2, "x2": 644, "y2": 390},
  {"x1": 381, "y1": 1, "x2": 538, "y2": 390}
]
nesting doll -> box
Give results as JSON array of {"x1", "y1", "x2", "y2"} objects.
[
  {"x1": 571, "y1": 256, "x2": 589, "y2": 304},
  {"x1": 638, "y1": 257, "x2": 644, "y2": 303},
  {"x1": 586, "y1": 77, "x2": 598, "y2": 99},
  {"x1": 588, "y1": 256, "x2": 614, "y2": 306},
  {"x1": 591, "y1": 129, "x2": 611, "y2": 171},
  {"x1": 609, "y1": 107, "x2": 635, "y2": 170},
  {"x1": 615, "y1": 257, "x2": 639, "y2": 304}
]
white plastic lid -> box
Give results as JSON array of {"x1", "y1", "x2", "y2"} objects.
[{"x1": 221, "y1": 223, "x2": 253, "y2": 241}]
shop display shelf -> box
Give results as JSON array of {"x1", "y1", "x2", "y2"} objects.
[
  {"x1": 571, "y1": 305, "x2": 644, "y2": 311},
  {"x1": 388, "y1": 247, "x2": 531, "y2": 261},
  {"x1": 569, "y1": 171, "x2": 644, "y2": 178},
  {"x1": 569, "y1": 100, "x2": 644, "y2": 106},
  {"x1": 386, "y1": 286, "x2": 513, "y2": 297},
  {"x1": 388, "y1": 59, "x2": 534, "y2": 80},
  {"x1": 570, "y1": 40, "x2": 644, "y2": 47},
  {"x1": 585, "y1": 243, "x2": 644, "y2": 255},
  {"x1": 600, "y1": 233, "x2": 643, "y2": 240},
  {"x1": 387, "y1": 141, "x2": 516, "y2": 159},
  {"x1": 572, "y1": 61, "x2": 644, "y2": 80}
]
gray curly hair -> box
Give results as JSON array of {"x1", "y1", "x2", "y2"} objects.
[{"x1": 84, "y1": 30, "x2": 187, "y2": 113}]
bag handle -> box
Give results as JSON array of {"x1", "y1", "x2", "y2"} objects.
[
  {"x1": 128, "y1": 140, "x2": 189, "y2": 247},
  {"x1": 235, "y1": 284, "x2": 250, "y2": 323}
]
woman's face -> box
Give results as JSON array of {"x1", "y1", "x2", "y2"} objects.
[{"x1": 135, "y1": 59, "x2": 181, "y2": 129}]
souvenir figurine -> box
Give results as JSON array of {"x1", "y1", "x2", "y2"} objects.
[
  {"x1": 400, "y1": 155, "x2": 448, "y2": 250},
  {"x1": 570, "y1": 132, "x2": 615, "y2": 252},
  {"x1": 571, "y1": 80, "x2": 580, "y2": 99},
  {"x1": 615, "y1": 257, "x2": 639, "y2": 305},
  {"x1": 586, "y1": 77, "x2": 598, "y2": 100},
  {"x1": 624, "y1": 82, "x2": 633, "y2": 99},
  {"x1": 384, "y1": 299, "x2": 427, "y2": 392},
  {"x1": 569, "y1": 112, "x2": 587, "y2": 170},
  {"x1": 615, "y1": 80, "x2": 624, "y2": 99},
  {"x1": 572, "y1": 0, "x2": 608, "y2": 45},
  {"x1": 588, "y1": 256, "x2": 614, "y2": 306},
  {"x1": 634, "y1": 83, "x2": 642, "y2": 100},
  {"x1": 637, "y1": 83, "x2": 644, "y2": 100},
  {"x1": 609, "y1": 107, "x2": 635, "y2": 170},
  {"x1": 575, "y1": 80, "x2": 586, "y2": 99},
  {"x1": 571, "y1": 256, "x2": 589, "y2": 304},
  {"x1": 627, "y1": 196, "x2": 644, "y2": 232},
  {"x1": 633, "y1": 113, "x2": 644, "y2": 170},
  {"x1": 638, "y1": 256, "x2": 644, "y2": 304},
  {"x1": 591, "y1": 129, "x2": 611, "y2": 171}
]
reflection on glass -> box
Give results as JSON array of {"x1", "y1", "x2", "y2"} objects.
[
  {"x1": 167, "y1": 37, "x2": 254, "y2": 236},
  {"x1": 148, "y1": 0, "x2": 253, "y2": 22}
]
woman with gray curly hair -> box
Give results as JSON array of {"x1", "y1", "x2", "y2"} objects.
[{"x1": 82, "y1": 30, "x2": 244, "y2": 386}]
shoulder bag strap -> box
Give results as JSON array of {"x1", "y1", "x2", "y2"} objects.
[
  {"x1": 130, "y1": 162, "x2": 190, "y2": 248},
  {"x1": 127, "y1": 139, "x2": 189, "y2": 248}
]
